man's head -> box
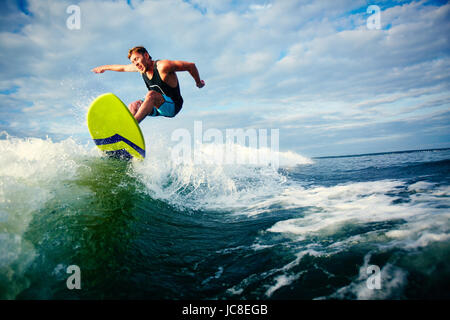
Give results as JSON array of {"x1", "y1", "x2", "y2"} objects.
[{"x1": 128, "y1": 46, "x2": 152, "y2": 73}]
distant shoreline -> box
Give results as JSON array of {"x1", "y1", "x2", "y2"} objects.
[{"x1": 313, "y1": 148, "x2": 450, "y2": 159}]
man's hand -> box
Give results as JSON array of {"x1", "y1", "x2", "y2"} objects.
[
  {"x1": 91, "y1": 66, "x2": 106, "y2": 73},
  {"x1": 197, "y1": 80, "x2": 205, "y2": 88}
]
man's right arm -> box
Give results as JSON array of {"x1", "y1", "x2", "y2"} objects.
[{"x1": 91, "y1": 64, "x2": 138, "y2": 73}]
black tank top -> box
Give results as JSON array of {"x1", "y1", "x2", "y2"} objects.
[{"x1": 142, "y1": 60, "x2": 183, "y2": 113}]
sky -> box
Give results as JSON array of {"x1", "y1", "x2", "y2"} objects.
[{"x1": 0, "y1": 0, "x2": 449, "y2": 157}]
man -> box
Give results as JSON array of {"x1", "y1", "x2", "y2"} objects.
[{"x1": 92, "y1": 46, "x2": 205, "y2": 123}]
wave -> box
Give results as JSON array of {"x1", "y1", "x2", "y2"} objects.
[
  {"x1": 0, "y1": 134, "x2": 95, "y2": 298},
  {"x1": 0, "y1": 132, "x2": 312, "y2": 298},
  {"x1": 2, "y1": 132, "x2": 447, "y2": 299}
]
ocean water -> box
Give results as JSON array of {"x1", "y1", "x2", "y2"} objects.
[{"x1": 0, "y1": 132, "x2": 449, "y2": 300}]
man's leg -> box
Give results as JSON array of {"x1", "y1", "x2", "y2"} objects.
[
  {"x1": 134, "y1": 91, "x2": 165, "y2": 123},
  {"x1": 128, "y1": 100, "x2": 143, "y2": 116}
]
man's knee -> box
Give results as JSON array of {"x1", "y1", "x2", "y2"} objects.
[
  {"x1": 145, "y1": 90, "x2": 157, "y2": 98},
  {"x1": 128, "y1": 100, "x2": 142, "y2": 113},
  {"x1": 145, "y1": 90, "x2": 164, "y2": 104}
]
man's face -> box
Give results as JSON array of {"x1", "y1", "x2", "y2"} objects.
[{"x1": 130, "y1": 52, "x2": 149, "y2": 73}]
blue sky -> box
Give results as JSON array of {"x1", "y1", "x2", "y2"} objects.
[{"x1": 0, "y1": 0, "x2": 449, "y2": 157}]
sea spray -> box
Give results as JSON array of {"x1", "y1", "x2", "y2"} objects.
[{"x1": 131, "y1": 135, "x2": 312, "y2": 212}]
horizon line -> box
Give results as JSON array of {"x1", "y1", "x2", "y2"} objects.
[{"x1": 313, "y1": 147, "x2": 450, "y2": 159}]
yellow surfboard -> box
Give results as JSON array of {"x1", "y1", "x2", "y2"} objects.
[{"x1": 87, "y1": 93, "x2": 145, "y2": 160}]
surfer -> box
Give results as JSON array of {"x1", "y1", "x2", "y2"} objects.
[{"x1": 91, "y1": 46, "x2": 205, "y2": 123}]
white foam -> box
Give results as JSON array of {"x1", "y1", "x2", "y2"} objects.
[
  {"x1": 267, "y1": 180, "x2": 409, "y2": 234},
  {"x1": 226, "y1": 248, "x2": 320, "y2": 298},
  {"x1": 250, "y1": 243, "x2": 276, "y2": 251},
  {"x1": 265, "y1": 274, "x2": 300, "y2": 297},
  {"x1": 407, "y1": 181, "x2": 434, "y2": 192},
  {"x1": 0, "y1": 134, "x2": 93, "y2": 180},
  {"x1": 405, "y1": 233, "x2": 450, "y2": 249},
  {"x1": 266, "y1": 180, "x2": 449, "y2": 246},
  {"x1": 226, "y1": 287, "x2": 244, "y2": 296},
  {"x1": 201, "y1": 266, "x2": 224, "y2": 285},
  {"x1": 185, "y1": 142, "x2": 313, "y2": 168},
  {"x1": 131, "y1": 135, "x2": 311, "y2": 212},
  {"x1": 0, "y1": 135, "x2": 89, "y2": 233},
  {"x1": 324, "y1": 253, "x2": 408, "y2": 300}
]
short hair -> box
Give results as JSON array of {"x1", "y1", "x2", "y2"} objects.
[{"x1": 127, "y1": 46, "x2": 152, "y2": 60}]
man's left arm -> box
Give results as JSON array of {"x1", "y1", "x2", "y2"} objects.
[{"x1": 161, "y1": 60, "x2": 205, "y2": 88}]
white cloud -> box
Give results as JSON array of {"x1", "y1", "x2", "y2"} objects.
[{"x1": 0, "y1": 0, "x2": 448, "y2": 156}]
